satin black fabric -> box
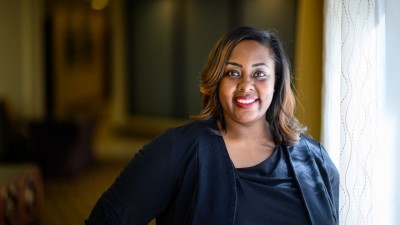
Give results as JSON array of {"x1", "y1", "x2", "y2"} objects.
[
  {"x1": 235, "y1": 146, "x2": 311, "y2": 225},
  {"x1": 85, "y1": 119, "x2": 339, "y2": 225}
]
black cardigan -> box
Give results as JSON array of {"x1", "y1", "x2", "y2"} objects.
[{"x1": 86, "y1": 119, "x2": 339, "y2": 225}]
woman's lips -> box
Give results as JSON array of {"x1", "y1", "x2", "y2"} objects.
[{"x1": 234, "y1": 97, "x2": 258, "y2": 108}]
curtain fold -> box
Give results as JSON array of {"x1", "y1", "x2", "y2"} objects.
[{"x1": 322, "y1": 0, "x2": 385, "y2": 224}]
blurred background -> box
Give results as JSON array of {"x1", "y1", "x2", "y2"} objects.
[{"x1": 0, "y1": 0, "x2": 323, "y2": 224}]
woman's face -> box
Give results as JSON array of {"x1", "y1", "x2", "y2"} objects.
[{"x1": 218, "y1": 40, "x2": 276, "y2": 126}]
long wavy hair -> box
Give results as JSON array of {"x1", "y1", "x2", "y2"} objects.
[{"x1": 192, "y1": 26, "x2": 306, "y2": 146}]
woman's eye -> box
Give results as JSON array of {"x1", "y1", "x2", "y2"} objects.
[
  {"x1": 253, "y1": 71, "x2": 267, "y2": 78},
  {"x1": 226, "y1": 70, "x2": 240, "y2": 77}
]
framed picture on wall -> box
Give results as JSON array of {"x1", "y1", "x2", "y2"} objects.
[{"x1": 45, "y1": 2, "x2": 110, "y2": 120}]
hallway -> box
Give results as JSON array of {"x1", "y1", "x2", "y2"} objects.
[{"x1": 40, "y1": 117, "x2": 163, "y2": 225}]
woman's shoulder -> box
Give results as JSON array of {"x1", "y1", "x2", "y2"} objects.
[
  {"x1": 297, "y1": 135, "x2": 337, "y2": 171},
  {"x1": 132, "y1": 120, "x2": 215, "y2": 172},
  {"x1": 164, "y1": 119, "x2": 216, "y2": 138},
  {"x1": 299, "y1": 134, "x2": 321, "y2": 147},
  {"x1": 148, "y1": 118, "x2": 217, "y2": 150},
  {"x1": 297, "y1": 135, "x2": 328, "y2": 160}
]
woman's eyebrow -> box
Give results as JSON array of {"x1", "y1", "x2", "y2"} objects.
[
  {"x1": 252, "y1": 62, "x2": 269, "y2": 68},
  {"x1": 226, "y1": 62, "x2": 269, "y2": 68},
  {"x1": 226, "y1": 62, "x2": 242, "y2": 67}
]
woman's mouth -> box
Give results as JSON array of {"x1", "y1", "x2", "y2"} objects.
[{"x1": 234, "y1": 97, "x2": 258, "y2": 107}]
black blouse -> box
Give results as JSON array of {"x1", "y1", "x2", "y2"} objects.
[
  {"x1": 234, "y1": 146, "x2": 311, "y2": 225},
  {"x1": 86, "y1": 119, "x2": 339, "y2": 225}
]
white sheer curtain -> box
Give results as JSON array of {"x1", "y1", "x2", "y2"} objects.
[{"x1": 322, "y1": 0, "x2": 389, "y2": 224}]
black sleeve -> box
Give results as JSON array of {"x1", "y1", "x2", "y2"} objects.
[
  {"x1": 317, "y1": 143, "x2": 340, "y2": 222},
  {"x1": 85, "y1": 129, "x2": 179, "y2": 225}
]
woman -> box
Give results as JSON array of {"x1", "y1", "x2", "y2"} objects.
[{"x1": 86, "y1": 26, "x2": 339, "y2": 225}]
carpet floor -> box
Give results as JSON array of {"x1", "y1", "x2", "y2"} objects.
[{"x1": 41, "y1": 160, "x2": 156, "y2": 225}]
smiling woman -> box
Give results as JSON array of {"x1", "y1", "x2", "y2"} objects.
[
  {"x1": 220, "y1": 41, "x2": 275, "y2": 123},
  {"x1": 218, "y1": 40, "x2": 277, "y2": 168},
  {"x1": 86, "y1": 26, "x2": 339, "y2": 225}
]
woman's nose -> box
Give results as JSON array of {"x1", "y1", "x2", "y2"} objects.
[{"x1": 237, "y1": 77, "x2": 254, "y2": 92}]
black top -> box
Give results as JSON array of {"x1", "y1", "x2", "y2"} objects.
[
  {"x1": 235, "y1": 146, "x2": 311, "y2": 225},
  {"x1": 85, "y1": 119, "x2": 339, "y2": 225}
]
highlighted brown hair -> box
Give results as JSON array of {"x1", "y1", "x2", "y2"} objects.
[{"x1": 192, "y1": 26, "x2": 306, "y2": 146}]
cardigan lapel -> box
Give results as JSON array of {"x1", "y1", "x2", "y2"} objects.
[
  {"x1": 192, "y1": 120, "x2": 336, "y2": 225},
  {"x1": 191, "y1": 124, "x2": 237, "y2": 225},
  {"x1": 286, "y1": 138, "x2": 337, "y2": 225}
]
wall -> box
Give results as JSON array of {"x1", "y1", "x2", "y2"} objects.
[
  {"x1": 0, "y1": 0, "x2": 324, "y2": 139},
  {"x1": 46, "y1": 1, "x2": 109, "y2": 120},
  {"x1": 0, "y1": 0, "x2": 23, "y2": 114},
  {"x1": 0, "y1": 0, "x2": 44, "y2": 120},
  {"x1": 125, "y1": 0, "x2": 298, "y2": 119},
  {"x1": 294, "y1": 0, "x2": 323, "y2": 140}
]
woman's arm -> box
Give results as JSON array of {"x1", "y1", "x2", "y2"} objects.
[{"x1": 85, "y1": 129, "x2": 179, "y2": 225}]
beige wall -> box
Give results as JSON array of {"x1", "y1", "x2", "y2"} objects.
[
  {"x1": 0, "y1": 0, "x2": 23, "y2": 112},
  {"x1": 0, "y1": 0, "x2": 324, "y2": 136},
  {"x1": 295, "y1": 0, "x2": 323, "y2": 140},
  {"x1": 0, "y1": 0, "x2": 44, "y2": 120},
  {"x1": 48, "y1": 3, "x2": 108, "y2": 120}
]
